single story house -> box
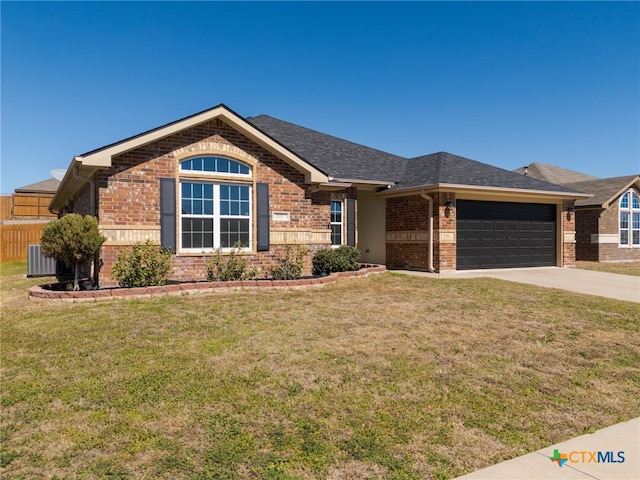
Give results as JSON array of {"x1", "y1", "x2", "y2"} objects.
[
  {"x1": 50, "y1": 104, "x2": 588, "y2": 286},
  {"x1": 514, "y1": 163, "x2": 640, "y2": 262}
]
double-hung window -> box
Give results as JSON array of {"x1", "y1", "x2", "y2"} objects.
[
  {"x1": 179, "y1": 156, "x2": 252, "y2": 251},
  {"x1": 330, "y1": 200, "x2": 343, "y2": 246},
  {"x1": 619, "y1": 190, "x2": 640, "y2": 247}
]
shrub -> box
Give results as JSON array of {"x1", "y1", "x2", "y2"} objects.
[
  {"x1": 40, "y1": 213, "x2": 106, "y2": 290},
  {"x1": 112, "y1": 240, "x2": 173, "y2": 288},
  {"x1": 206, "y1": 244, "x2": 257, "y2": 282},
  {"x1": 270, "y1": 245, "x2": 310, "y2": 280},
  {"x1": 312, "y1": 245, "x2": 361, "y2": 276}
]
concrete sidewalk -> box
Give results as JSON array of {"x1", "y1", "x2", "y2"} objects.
[
  {"x1": 454, "y1": 417, "x2": 640, "y2": 480},
  {"x1": 398, "y1": 267, "x2": 640, "y2": 303}
]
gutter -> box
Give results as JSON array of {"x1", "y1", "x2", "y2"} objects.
[{"x1": 419, "y1": 188, "x2": 435, "y2": 273}]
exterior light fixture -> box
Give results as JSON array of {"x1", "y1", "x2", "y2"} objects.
[
  {"x1": 567, "y1": 206, "x2": 575, "y2": 220},
  {"x1": 445, "y1": 200, "x2": 454, "y2": 217}
]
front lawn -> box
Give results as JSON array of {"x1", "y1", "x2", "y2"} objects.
[
  {"x1": 575, "y1": 260, "x2": 640, "y2": 276},
  {"x1": 2, "y1": 262, "x2": 639, "y2": 479}
]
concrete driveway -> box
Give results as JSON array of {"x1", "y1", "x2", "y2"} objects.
[{"x1": 400, "y1": 267, "x2": 640, "y2": 303}]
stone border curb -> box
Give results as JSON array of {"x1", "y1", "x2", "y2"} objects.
[{"x1": 28, "y1": 265, "x2": 386, "y2": 302}]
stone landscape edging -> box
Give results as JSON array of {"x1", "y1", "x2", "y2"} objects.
[{"x1": 28, "y1": 264, "x2": 386, "y2": 302}]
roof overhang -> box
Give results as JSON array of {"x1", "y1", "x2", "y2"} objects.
[
  {"x1": 50, "y1": 159, "x2": 101, "y2": 213},
  {"x1": 601, "y1": 176, "x2": 640, "y2": 208},
  {"x1": 377, "y1": 183, "x2": 593, "y2": 202},
  {"x1": 50, "y1": 104, "x2": 329, "y2": 212}
]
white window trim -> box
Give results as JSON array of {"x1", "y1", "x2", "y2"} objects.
[
  {"x1": 179, "y1": 156, "x2": 251, "y2": 179},
  {"x1": 619, "y1": 190, "x2": 640, "y2": 248},
  {"x1": 179, "y1": 181, "x2": 252, "y2": 253},
  {"x1": 330, "y1": 199, "x2": 344, "y2": 247}
]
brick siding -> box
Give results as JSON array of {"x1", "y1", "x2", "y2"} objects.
[
  {"x1": 575, "y1": 188, "x2": 640, "y2": 262},
  {"x1": 385, "y1": 195, "x2": 431, "y2": 270},
  {"x1": 72, "y1": 119, "x2": 335, "y2": 286},
  {"x1": 562, "y1": 200, "x2": 576, "y2": 267},
  {"x1": 575, "y1": 208, "x2": 600, "y2": 261},
  {"x1": 434, "y1": 193, "x2": 456, "y2": 272},
  {"x1": 598, "y1": 194, "x2": 640, "y2": 261}
]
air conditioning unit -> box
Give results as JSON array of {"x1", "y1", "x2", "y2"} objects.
[{"x1": 27, "y1": 244, "x2": 57, "y2": 277}]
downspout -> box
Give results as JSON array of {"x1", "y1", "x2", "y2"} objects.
[
  {"x1": 72, "y1": 163, "x2": 98, "y2": 286},
  {"x1": 420, "y1": 188, "x2": 435, "y2": 273}
]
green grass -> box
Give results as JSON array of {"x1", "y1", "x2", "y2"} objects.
[
  {"x1": 575, "y1": 260, "x2": 640, "y2": 276},
  {"x1": 2, "y1": 262, "x2": 639, "y2": 479}
]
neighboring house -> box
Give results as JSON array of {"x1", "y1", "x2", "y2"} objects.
[
  {"x1": 564, "y1": 176, "x2": 640, "y2": 262},
  {"x1": 0, "y1": 178, "x2": 60, "y2": 262},
  {"x1": 514, "y1": 162, "x2": 640, "y2": 262},
  {"x1": 50, "y1": 104, "x2": 587, "y2": 286},
  {"x1": 1, "y1": 178, "x2": 60, "y2": 220},
  {"x1": 513, "y1": 163, "x2": 598, "y2": 185}
]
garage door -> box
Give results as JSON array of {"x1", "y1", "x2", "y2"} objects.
[{"x1": 456, "y1": 200, "x2": 556, "y2": 270}]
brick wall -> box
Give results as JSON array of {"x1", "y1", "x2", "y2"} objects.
[
  {"x1": 385, "y1": 195, "x2": 431, "y2": 270},
  {"x1": 434, "y1": 192, "x2": 456, "y2": 272},
  {"x1": 384, "y1": 192, "x2": 457, "y2": 272},
  {"x1": 575, "y1": 208, "x2": 600, "y2": 261},
  {"x1": 71, "y1": 184, "x2": 93, "y2": 217},
  {"x1": 85, "y1": 118, "x2": 334, "y2": 286},
  {"x1": 562, "y1": 200, "x2": 576, "y2": 267},
  {"x1": 598, "y1": 196, "x2": 640, "y2": 261}
]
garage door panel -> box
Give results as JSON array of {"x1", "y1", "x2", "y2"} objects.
[
  {"x1": 467, "y1": 220, "x2": 480, "y2": 231},
  {"x1": 470, "y1": 239, "x2": 480, "y2": 248},
  {"x1": 457, "y1": 200, "x2": 556, "y2": 270}
]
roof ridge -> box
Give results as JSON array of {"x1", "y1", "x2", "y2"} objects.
[{"x1": 247, "y1": 115, "x2": 407, "y2": 160}]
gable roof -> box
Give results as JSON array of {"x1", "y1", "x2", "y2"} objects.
[
  {"x1": 247, "y1": 115, "x2": 405, "y2": 184},
  {"x1": 51, "y1": 104, "x2": 329, "y2": 212},
  {"x1": 52, "y1": 105, "x2": 591, "y2": 213},
  {"x1": 564, "y1": 175, "x2": 640, "y2": 208},
  {"x1": 513, "y1": 162, "x2": 598, "y2": 184},
  {"x1": 15, "y1": 178, "x2": 60, "y2": 194}
]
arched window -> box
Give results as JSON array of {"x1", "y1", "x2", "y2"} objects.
[
  {"x1": 179, "y1": 156, "x2": 252, "y2": 251},
  {"x1": 619, "y1": 190, "x2": 640, "y2": 247},
  {"x1": 180, "y1": 156, "x2": 250, "y2": 176}
]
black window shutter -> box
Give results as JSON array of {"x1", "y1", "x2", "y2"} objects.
[
  {"x1": 160, "y1": 178, "x2": 176, "y2": 251},
  {"x1": 256, "y1": 183, "x2": 270, "y2": 251},
  {"x1": 346, "y1": 198, "x2": 356, "y2": 246}
]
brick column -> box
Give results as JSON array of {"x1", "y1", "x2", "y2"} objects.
[
  {"x1": 434, "y1": 192, "x2": 456, "y2": 272},
  {"x1": 562, "y1": 200, "x2": 576, "y2": 267}
]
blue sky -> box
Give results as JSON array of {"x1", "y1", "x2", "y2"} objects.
[{"x1": 2, "y1": 1, "x2": 639, "y2": 194}]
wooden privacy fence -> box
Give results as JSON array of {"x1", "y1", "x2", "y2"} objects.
[
  {"x1": 0, "y1": 223, "x2": 47, "y2": 262},
  {"x1": 0, "y1": 196, "x2": 12, "y2": 220}
]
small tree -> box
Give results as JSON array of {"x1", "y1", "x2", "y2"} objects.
[{"x1": 40, "y1": 214, "x2": 106, "y2": 291}]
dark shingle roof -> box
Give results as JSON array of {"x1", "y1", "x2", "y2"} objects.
[
  {"x1": 564, "y1": 175, "x2": 640, "y2": 207},
  {"x1": 247, "y1": 115, "x2": 406, "y2": 183},
  {"x1": 248, "y1": 116, "x2": 583, "y2": 195},
  {"x1": 398, "y1": 152, "x2": 580, "y2": 193},
  {"x1": 513, "y1": 163, "x2": 598, "y2": 184}
]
